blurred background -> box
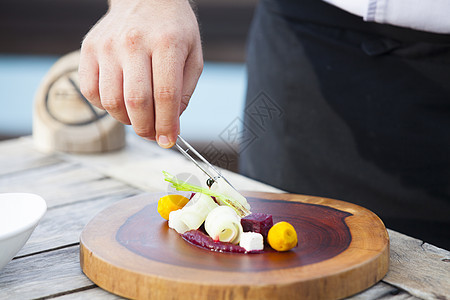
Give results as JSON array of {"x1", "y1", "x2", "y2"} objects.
[{"x1": 0, "y1": 0, "x2": 258, "y2": 170}]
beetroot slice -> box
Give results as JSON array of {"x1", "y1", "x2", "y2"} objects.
[
  {"x1": 241, "y1": 213, "x2": 273, "y2": 239},
  {"x1": 181, "y1": 230, "x2": 262, "y2": 254}
]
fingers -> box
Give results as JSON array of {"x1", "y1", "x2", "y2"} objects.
[
  {"x1": 79, "y1": 44, "x2": 101, "y2": 109},
  {"x1": 80, "y1": 36, "x2": 131, "y2": 125},
  {"x1": 98, "y1": 55, "x2": 130, "y2": 125},
  {"x1": 78, "y1": 0, "x2": 204, "y2": 149},
  {"x1": 123, "y1": 52, "x2": 155, "y2": 140},
  {"x1": 79, "y1": 23, "x2": 202, "y2": 148},
  {"x1": 152, "y1": 46, "x2": 186, "y2": 148},
  {"x1": 180, "y1": 44, "x2": 203, "y2": 116},
  {"x1": 79, "y1": 42, "x2": 203, "y2": 146}
]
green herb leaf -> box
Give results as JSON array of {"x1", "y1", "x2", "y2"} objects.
[{"x1": 163, "y1": 171, "x2": 250, "y2": 217}]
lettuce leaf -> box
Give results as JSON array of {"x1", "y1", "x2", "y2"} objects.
[{"x1": 163, "y1": 171, "x2": 250, "y2": 217}]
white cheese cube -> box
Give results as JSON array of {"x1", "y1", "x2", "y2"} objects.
[{"x1": 239, "y1": 232, "x2": 264, "y2": 252}]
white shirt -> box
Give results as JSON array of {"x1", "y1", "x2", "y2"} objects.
[{"x1": 323, "y1": 0, "x2": 450, "y2": 34}]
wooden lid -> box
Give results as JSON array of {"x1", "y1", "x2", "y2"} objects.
[{"x1": 33, "y1": 50, "x2": 125, "y2": 153}]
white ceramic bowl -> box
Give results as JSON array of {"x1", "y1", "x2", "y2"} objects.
[{"x1": 0, "y1": 193, "x2": 47, "y2": 271}]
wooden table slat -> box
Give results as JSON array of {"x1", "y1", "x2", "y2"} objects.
[
  {"x1": 16, "y1": 189, "x2": 140, "y2": 257},
  {"x1": 50, "y1": 287, "x2": 124, "y2": 300},
  {"x1": 384, "y1": 230, "x2": 450, "y2": 299},
  {"x1": 0, "y1": 246, "x2": 92, "y2": 300},
  {"x1": 0, "y1": 137, "x2": 64, "y2": 177},
  {"x1": 347, "y1": 281, "x2": 420, "y2": 300},
  {"x1": 0, "y1": 159, "x2": 140, "y2": 209}
]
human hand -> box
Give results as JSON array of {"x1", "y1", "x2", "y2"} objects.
[{"x1": 78, "y1": 0, "x2": 203, "y2": 148}]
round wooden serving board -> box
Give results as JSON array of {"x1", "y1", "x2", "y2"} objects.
[{"x1": 80, "y1": 192, "x2": 389, "y2": 300}]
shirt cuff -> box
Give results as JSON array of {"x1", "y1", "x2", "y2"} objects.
[
  {"x1": 324, "y1": 0, "x2": 450, "y2": 34},
  {"x1": 364, "y1": 0, "x2": 450, "y2": 34},
  {"x1": 322, "y1": 0, "x2": 369, "y2": 17}
]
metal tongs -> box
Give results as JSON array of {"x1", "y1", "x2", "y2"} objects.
[{"x1": 175, "y1": 135, "x2": 236, "y2": 190}]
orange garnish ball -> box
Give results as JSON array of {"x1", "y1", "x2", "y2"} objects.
[
  {"x1": 267, "y1": 221, "x2": 298, "y2": 251},
  {"x1": 157, "y1": 194, "x2": 190, "y2": 220}
]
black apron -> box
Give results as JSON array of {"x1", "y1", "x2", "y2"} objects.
[{"x1": 240, "y1": 0, "x2": 450, "y2": 249}]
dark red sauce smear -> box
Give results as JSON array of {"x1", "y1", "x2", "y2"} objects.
[
  {"x1": 116, "y1": 197, "x2": 353, "y2": 272},
  {"x1": 182, "y1": 230, "x2": 262, "y2": 254}
]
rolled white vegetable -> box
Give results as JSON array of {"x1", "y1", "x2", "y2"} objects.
[
  {"x1": 168, "y1": 193, "x2": 218, "y2": 234},
  {"x1": 180, "y1": 193, "x2": 218, "y2": 229},
  {"x1": 210, "y1": 177, "x2": 251, "y2": 217},
  {"x1": 168, "y1": 209, "x2": 189, "y2": 234},
  {"x1": 205, "y1": 206, "x2": 243, "y2": 244}
]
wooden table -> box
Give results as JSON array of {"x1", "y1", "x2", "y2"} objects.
[{"x1": 0, "y1": 135, "x2": 448, "y2": 300}]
